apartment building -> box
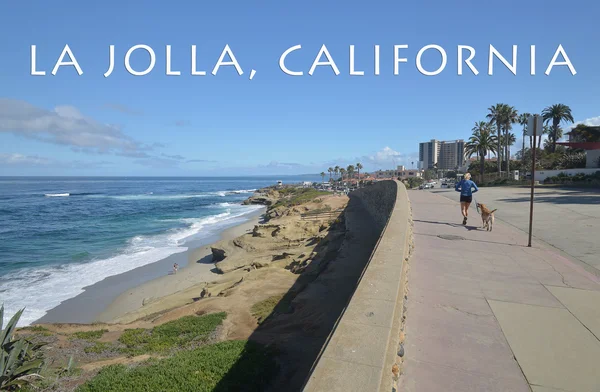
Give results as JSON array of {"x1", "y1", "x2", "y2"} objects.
[
  {"x1": 419, "y1": 139, "x2": 465, "y2": 170},
  {"x1": 419, "y1": 140, "x2": 440, "y2": 170}
]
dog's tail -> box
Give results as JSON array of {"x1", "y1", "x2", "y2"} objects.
[{"x1": 490, "y1": 209, "x2": 498, "y2": 213}]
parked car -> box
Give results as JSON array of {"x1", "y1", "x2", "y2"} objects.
[{"x1": 441, "y1": 182, "x2": 448, "y2": 188}]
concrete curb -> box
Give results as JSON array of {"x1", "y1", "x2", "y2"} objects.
[{"x1": 302, "y1": 180, "x2": 412, "y2": 392}]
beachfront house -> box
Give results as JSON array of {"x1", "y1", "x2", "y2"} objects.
[{"x1": 561, "y1": 126, "x2": 600, "y2": 168}]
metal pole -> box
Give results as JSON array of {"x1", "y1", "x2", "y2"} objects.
[{"x1": 527, "y1": 115, "x2": 537, "y2": 247}]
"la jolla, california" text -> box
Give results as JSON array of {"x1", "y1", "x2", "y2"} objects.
[{"x1": 30, "y1": 44, "x2": 576, "y2": 78}]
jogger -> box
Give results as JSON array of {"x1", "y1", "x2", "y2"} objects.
[{"x1": 455, "y1": 173, "x2": 479, "y2": 225}]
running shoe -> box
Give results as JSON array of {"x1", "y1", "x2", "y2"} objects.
[{"x1": 463, "y1": 217, "x2": 467, "y2": 225}]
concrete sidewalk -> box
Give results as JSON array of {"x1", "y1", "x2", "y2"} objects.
[{"x1": 399, "y1": 191, "x2": 600, "y2": 392}]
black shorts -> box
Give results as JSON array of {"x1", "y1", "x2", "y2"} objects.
[{"x1": 460, "y1": 195, "x2": 472, "y2": 203}]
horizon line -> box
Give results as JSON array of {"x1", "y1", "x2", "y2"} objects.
[{"x1": 0, "y1": 174, "x2": 322, "y2": 178}]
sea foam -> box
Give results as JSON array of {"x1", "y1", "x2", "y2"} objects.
[
  {"x1": 0, "y1": 203, "x2": 263, "y2": 327},
  {"x1": 44, "y1": 193, "x2": 70, "y2": 197}
]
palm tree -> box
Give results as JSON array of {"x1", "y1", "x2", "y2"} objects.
[
  {"x1": 356, "y1": 163, "x2": 363, "y2": 186},
  {"x1": 328, "y1": 167, "x2": 333, "y2": 181},
  {"x1": 500, "y1": 132, "x2": 517, "y2": 162},
  {"x1": 334, "y1": 166, "x2": 340, "y2": 182},
  {"x1": 487, "y1": 103, "x2": 505, "y2": 175},
  {"x1": 320, "y1": 172, "x2": 326, "y2": 183},
  {"x1": 502, "y1": 132, "x2": 517, "y2": 173},
  {"x1": 487, "y1": 103, "x2": 518, "y2": 175},
  {"x1": 545, "y1": 126, "x2": 564, "y2": 150},
  {"x1": 465, "y1": 121, "x2": 498, "y2": 181},
  {"x1": 519, "y1": 113, "x2": 531, "y2": 160},
  {"x1": 347, "y1": 165, "x2": 355, "y2": 181},
  {"x1": 537, "y1": 125, "x2": 553, "y2": 150},
  {"x1": 542, "y1": 104, "x2": 574, "y2": 152},
  {"x1": 339, "y1": 168, "x2": 346, "y2": 183},
  {"x1": 501, "y1": 105, "x2": 518, "y2": 174}
]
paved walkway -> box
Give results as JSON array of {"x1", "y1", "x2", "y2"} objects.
[
  {"x1": 431, "y1": 187, "x2": 600, "y2": 275},
  {"x1": 399, "y1": 191, "x2": 600, "y2": 392}
]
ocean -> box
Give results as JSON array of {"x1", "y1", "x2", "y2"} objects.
[{"x1": 0, "y1": 176, "x2": 319, "y2": 326}]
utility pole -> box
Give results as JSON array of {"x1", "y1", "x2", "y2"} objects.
[{"x1": 527, "y1": 114, "x2": 542, "y2": 247}]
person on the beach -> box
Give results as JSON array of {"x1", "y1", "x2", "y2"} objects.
[
  {"x1": 173, "y1": 263, "x2": 179, "y2": 274},
  {"x1": 455, "y1": 173, "x2": 478, "y2": 225}
]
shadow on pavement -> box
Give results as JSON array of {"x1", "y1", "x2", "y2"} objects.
[
  {"x1": 413, "y1": 219, "x2": 479, "y2": 231},
  {"x1": 497, "y1": 193, "x2": 600, "y2": 205},
  {"x1": 413, "y1": 220, "x2": 528, "y2": 247}
]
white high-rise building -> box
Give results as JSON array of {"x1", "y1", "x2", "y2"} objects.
[
  {"x1": 418, "y1": 139, "x2": 440, "y2": 170},
  {"x1": 419, "y1": 139, "x2": 465, "y2": 171}
]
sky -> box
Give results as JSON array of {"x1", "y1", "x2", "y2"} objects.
[{"x1": 0, "y1": 0, "x2": 599, "y2": 176}]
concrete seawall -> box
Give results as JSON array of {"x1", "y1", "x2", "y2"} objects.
[
  {"x1": 352, "y1": 180, "x2": 398, "y2": 231},
  {"x1": 303, "y1": 180, "x2": 412, "y2": 392}
]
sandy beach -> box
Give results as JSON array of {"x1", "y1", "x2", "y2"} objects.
[
  {"x1": 95, "y1": 209, "x2": 265, "y2": 322},
  {"x1": 37, "y1": 207, "x2": 265, "y2": 325}
]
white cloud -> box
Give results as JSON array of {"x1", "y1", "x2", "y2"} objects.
[
  {"x1": 322, "y1": 147, "x2": 419, "y2": 172},
  {"x1": 0, "y1": 153, "x2": 113, "y2": 169},
  {"x1": 570, "y1": 116, "x2": 600, "y2": 129},
  {"x1": 0, "y1": 98, "x2": 148, "y2": 155},
  {"x1": 0, "y1": 153, "x2": 53, "y2": 166},
  {"x1": 361, "y1": 147, "x2": 419, "y2": 169},
  {"x1": 367, "y1": 146, "x2": 402, "y2": 163}
]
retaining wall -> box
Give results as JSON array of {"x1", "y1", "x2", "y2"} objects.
[
  {"x1": 303, "y1": 180, "x2": 412, "y2": 392},
  {"x1": 351, "y1": 180, "x2": 399, "y2": 231},
  {"x1": 535, "y1": 168, "x2": 600, "y2": 182}
]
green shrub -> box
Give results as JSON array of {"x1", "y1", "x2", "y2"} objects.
[
  {"x1": 544, "y1": 170, "x2": 600, "y2": 185},
  {"x1": 118, "y1": 312, "x2": 227, "y2": 355},
  {"x1": 406, "y1": 177, "x2": 424, "y2": 189},
  {"x1": 1, "y1": 306, "x2": 45, "y2": 390},
  {"x1": 271, "y1": 188, "x2": 329, "y2": 209},
  {"x1": 77, "y1": 340, "x2": 279, "y2": 392},
  {"x1": 84, "y1": 342, "x2": 112, "y2": 354},
  {"x1": 71, "y1": 329, "x2": 108, "y2": 341},
  {"x1": 18, "y1": 325, "x2": 52, "y2": 337},
  {"x1": 557, "y1": 152, "x2": 587, "y2": 169},
  {"x1": 251, "y1": 295, "x2": 293, "y2": 325}
]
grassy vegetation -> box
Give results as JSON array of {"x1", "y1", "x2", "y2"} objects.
[
  {"x1": 118, "y1": 312, "x2": 227, "y2": 355},
  {"x1": 307, "y1": 205, "x2": 333, "y2": 214},
  {"x1": 19, "y1": 325, "x2": 53, "y2": 336},
  {"x1": 84, "y1": 342, "x2": 112, "y2": 354},
  {"x1": 72, "y1": 329, "x2": 108, "y2": 341},
  {"x1": 478, "y1": 178, "x2": 526, "y2": 187},
  {"x1": 251, "y1": 294, "x2": 293, "y2": 325},
  {"x1": 76, "y1": 340, "x2": 279, "y2": 392},
  {"x1": 272, "y1": 188, "x2": 329, "y2": 209}
]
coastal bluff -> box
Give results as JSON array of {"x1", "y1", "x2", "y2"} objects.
[
  {"x1": 303, "y1": 180, "x2": 412, "y2": 392},
  {"x1": 13, "y1": 181, "x2": 410, "y2": 391}
]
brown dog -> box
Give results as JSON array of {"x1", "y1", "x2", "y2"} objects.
[{"x1": 476, "y1": 203, "x2": 497, "y2": 231}]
